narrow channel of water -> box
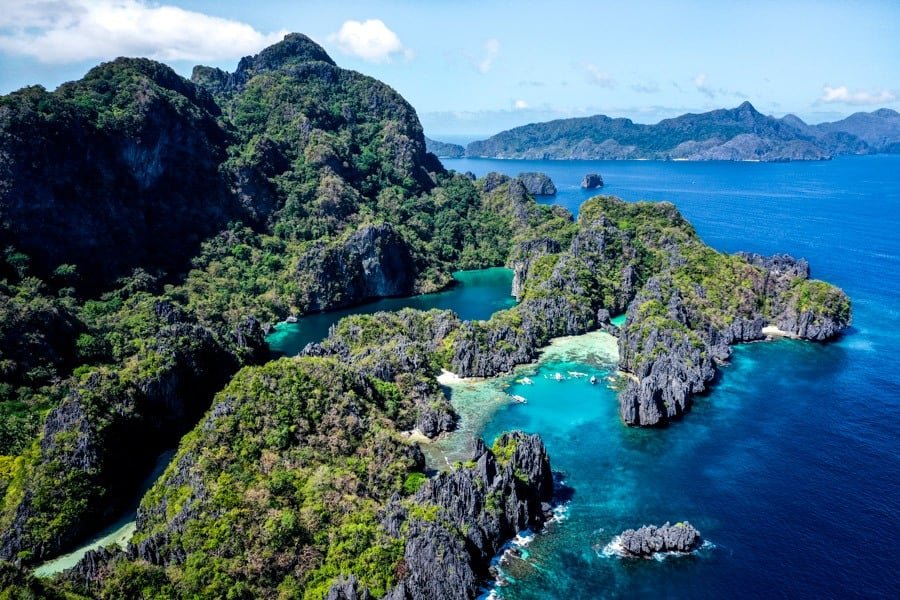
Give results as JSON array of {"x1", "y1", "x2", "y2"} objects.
[{"x1": 33, "y1": 450, "x2": 176, "y2": 577}]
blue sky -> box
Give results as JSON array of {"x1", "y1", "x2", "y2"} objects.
[{"x1": 1, "y1": 0, "x2": 898, "y2": 137}]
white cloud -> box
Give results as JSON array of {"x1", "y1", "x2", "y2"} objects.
[
  {"x1": 474, "y1": 38, "x2": 500, "y2": 74},
  {"x1": 585, "y1": 63, "x2": 614, "y2": 87},
  {"x1": 0, "y1": 0, "x2": 287, "y2": 64},
  {"x1": 514, "y1": 99, "x2": 529, "y2": 109},
  {"x1": 328, "y1": 19, "x2": 410, "y2": 63},
  {"x1": 693, "y1": 73, "x2": 716, "y2": 99},
  {"x1": 821, "y1": 85, "x2": 896, "y2": 106}
]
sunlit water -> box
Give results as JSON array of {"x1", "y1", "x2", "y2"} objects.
[
  {"x1": 436, "y1": 155, "x2": 900, "y2": 598},
  {"x1": 267, "y1": 267, "x2": 516, "y2": 356},
  {"x1": 36, "y1": 157, "x2": 900, "y2": 597}
]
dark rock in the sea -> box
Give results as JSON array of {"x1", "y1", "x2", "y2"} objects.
[
  {"x1": 581, "y1": 173, "x2": 604, "y2": 189},
  {"x1": 617, "y1": 522, "x2": 702, "y2": 557},
  {"x1": 384, "y1": 432, "x2": 554, "y2": 600},
  {"x1": 516, "y1": 172, "x2": 557, "y2": 195}
]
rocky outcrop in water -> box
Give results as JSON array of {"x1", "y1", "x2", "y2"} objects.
[
  {"x1": 516, "y1": 172, "x2": 557, "y2": 195},
  {"x1": 382, "y1": 433, "x2": 554, "y2": 600},
  {"x1": 616, "y1": 522, "x2": 702, "y2": 557},
  {"x1": 581, "y1": 173, "x2": 604, "y2": 189},
  {"x1": 617, "y1": 249, "x2": 850, "y2": 426}
]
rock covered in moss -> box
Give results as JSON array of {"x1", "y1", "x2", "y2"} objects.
[
  {"x1": 294, "y1": 224, "x2": 417, "y2": 312},
  {"x1": 517, "y1": 172, "x2": 557, "y2": 195},
  {"x1": 383, "y1": 432, "x2": 554, "y2": 600}
]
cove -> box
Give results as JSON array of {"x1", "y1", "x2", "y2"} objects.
[
  {"x1": 34, "y1": 267, "x2": 515, "y2": 576},
  {"x1": 267, "y1": 267, "x2": 516, "y2": 356},
  {"x1": 435, "y1": 155, "x2": 900, "y2": 598}
]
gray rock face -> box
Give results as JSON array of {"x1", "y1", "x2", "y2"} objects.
[
  {"x1": 450, "y1": 296, "x2": 595, "y2": 378},
  {"x1": 617, "y1": 250, "x2": 849, "y2": 427},
  {"x1": 295, "y1": 223, "x2": 416, "y2": 312},
  {"x1": 617, "y1": 522, "x2": 702, "y2": 557},
  {"x1": 511, "y1": 238, "x2": 563, "y2": 300},
  {"x1": 516, "y1": 172, "x2": 557, "y2": 195},
  {"x1": 326, "y1": 575, "x2": 371, "y2": 600},
  {"x1": 0, "y1": 317, "x2": 247, "y2": 563},
  {"x1": 384, "y1": 432, "x2": 554, "y2": 600},
  {"x1": 581, "y1": 173, "x2": 604, "y2": 189}
]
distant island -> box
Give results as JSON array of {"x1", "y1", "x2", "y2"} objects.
[
  {"x1": 464, "y1": 102, "x2": 900, "y2": 161},
  {"x1": 425, "y1": 136, "x2": 465, "y2": 158}
]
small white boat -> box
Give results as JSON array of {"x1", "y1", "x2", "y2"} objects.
[
  {"x1": 554, "y1": 372, "x2": 564, "y2": 381},
  {"x1": 511, "y1": 394, "x2": 527, "y2": 404},
  {"x1": 285, "y1": 315, "x2": 298, "y2": 323},
  {"x1": 590, "y1": 375, "x2": 598, "y2": 385},
  {"x1": 518, "y1": 377, "x2": 534, "y2": 385},
  {"x1": 568, "y1": 371, "x2": 587, "y2": 378}
]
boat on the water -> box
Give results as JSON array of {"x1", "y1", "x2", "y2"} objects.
[
  {"x1": 590, "y1": 375, "x2": 597, "y2": 385},
  {"x1": 554, "y1": 372, "x2": 564, "y2": 381},
  {"x1": 511, "y1": 394, "x2": 527, "y2": 404},
  {"x1": 285, "y1": 315, "x2": 298, "y2": 323},
  {"x1": 518, "y1": 377, "x2": 534, "y2": 385}
]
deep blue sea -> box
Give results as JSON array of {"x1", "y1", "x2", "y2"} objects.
[{"x1": 442, "y1": 156, "x2": 900, "y2": 599}]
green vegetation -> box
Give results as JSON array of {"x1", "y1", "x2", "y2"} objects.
[
  {"x1": 785, "y1": 279, "x2": 852, "y2": 322},
  {"x1": 102, "y1": 357, "x2": 421, "y2": 599}
]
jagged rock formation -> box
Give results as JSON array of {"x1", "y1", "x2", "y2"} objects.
[
  {"x1": 294, "y1": 224, "x2": 417, "y2": 311},
  {"x1": 57, "y1": 359, "x2": 554, "y2": 600},
  {"x1": 581, "y1": 173, "x2": 604, "y2": 189},
  {"x1": 616, "y1": 522, "x2": 702, "y2": 557},
  {"x1": 310, "y1": 197, "x2": 849, "y2": 429},
  {"x1": 615, "y1": 248, "x2": 850, "y2": 427},
  {"x1": 381, "y1": 433, "x2": 553, "y2": 600},
  {"x1": 2, "y1": 33, "x2": 558, "y2": 570},
  {"x1": 517, "y1": 172, "x2": 557, "y2": 195},
  {"x1": 0, "y1": 303, "x2": 258, "y2": 563},
  {"x1": 465, "y1": 101, "x2": 897, "y2": 161}
]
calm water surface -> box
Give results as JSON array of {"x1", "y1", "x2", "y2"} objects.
[
  {"x1": 267, "y1": 267, "x2": 516, "y2": 356},
  {"x1": 440, "y1": 156, "x2": 900, "y2": 598}
]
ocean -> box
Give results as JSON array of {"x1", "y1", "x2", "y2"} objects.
[{"x1": 435, "y1": 155, "x2": 900, "y2": 598}]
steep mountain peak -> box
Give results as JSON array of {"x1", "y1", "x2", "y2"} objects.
[
  {"x1": 735, "y1": 100, "x2": 758, "y2": 113},
  {"x1": 192, "y1": 33, "x2": 336, "y2": 96},
  {"x1": 871, "y1": 108, "x2": 899, "y2": 118},
  {"x1": 235, "y1": 33, "x2": 336, "y2": 76}
]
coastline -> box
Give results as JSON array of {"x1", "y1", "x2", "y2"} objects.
[{"x1": 426, "y1": 329, "x2": 620, "y2": 468}]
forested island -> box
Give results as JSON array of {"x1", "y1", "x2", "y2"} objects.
[
  {"x1": 0, "y1": 34, "x2": 849, "y2": 598},
  {"x1": 465, "y1": 102, "x2": 900, "y2": 161}
]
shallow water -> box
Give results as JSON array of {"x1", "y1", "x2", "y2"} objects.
[
  {"x1": 33, "y1": 449, "x2": 175, "y2": 577},
  {"x1": 267, "y1": 267, "x2": 516, "y2": 356},
  {"x1": 440, "y1": 155, "x2": 900, "y2": 598}
]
